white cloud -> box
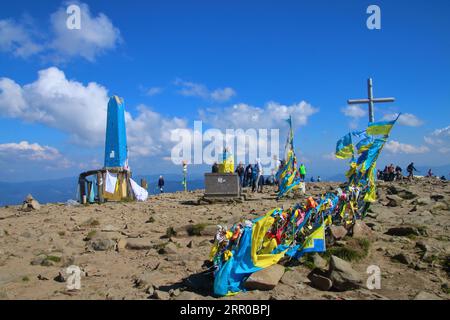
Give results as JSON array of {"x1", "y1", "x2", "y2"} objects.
[
  {"x1": 0, "y1": 67, "x2": 109, "y2": 145},
  {"x1": 145, "y1": 87, "x2": 163, "y2": 96},
  {"x1": 0, "y1": 67, "x2": 189, "y2": 159},
  {"x1": 175, "y1": 78, "x2": 236, "y2": 102},
  {"x1": 384, "y1": 140, "x2": 429, "y2": 154},
  {"x1": 382, "y1": 113, "x2": 423, "y2": 127},
  {"x1": 0, "y1": 141, "x2": 62, "y2": 161},
  {"x1": 0, "y1": 2, "x2": 121, "y2": 62},
  {"x1": 424, "y1": 125, "x2": 450, "y2": 154},
  {"x1": 323, "y1": 152, "x2": 339, "y2": 161},
  {"x1": 0, "y1": 19, "x2": 44, "y2": 58},
  {"x1": 49, "y1": 2, "x2": 121, "y2": 62},
  {"x1": 341, "y1": 105, "x2": 367, "y2": 119},
  {"x1": 199, "y1": 100, "x2": 318, "y2": 130}
]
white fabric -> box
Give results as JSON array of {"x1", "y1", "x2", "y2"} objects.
[
  {"x1": 105, "y1": 171, "x2": 117, "y2": 194},
  {"x1": 130, "y1": 178, "x2": 148, "y2": 201}
]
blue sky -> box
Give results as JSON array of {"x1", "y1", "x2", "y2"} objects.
[{"x1": 0, "y1": 0, "x2": 449, "y2": 181}]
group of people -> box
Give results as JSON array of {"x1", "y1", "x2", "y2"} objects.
[{"x1": 377, "y1": 162, "x2": 420, "y2": 181}]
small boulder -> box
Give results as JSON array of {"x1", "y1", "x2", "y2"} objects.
[
  {"x1": 330, "y1": 225, "x2": 348, "y2": 240},
  {"x1": 89, "y1": 238, "x2": 116, "y2": 251},
  {"x1": 414, "y1": 291, "x2": 442, "y2": 300},
  {"x1": 414, "y1": 197, "x2": 432, "y2": 206},
  {"x1": 328, "y1": 255, "x2": 362, "y2": 291},
  {"x1": 430, "y1": 193, "x2": 445, "y2": 201},
  {"x1": 352, "y1": 220, "x2": 373, "y2": 239},
  {"x1": 391, "y1": 253, "x2": 413, "y2": 266},
  {"x1": 125, "y1": 238, "x2": 153, "y2": 250},
  {"x1": 313, "y1": 254, "x2": 328, "y2": 270},
  {"x1": 152, "y1": 290, "x2": 170, "y2": 300},
  {"x1": 21, "y1": 194, "x2": 41, "y2": 211},
  {"x1": 386, "y1": 195, "x2": 403, "y2": 207},
  {"x1": 309, "y1": 273, "x2": 333, "y2": 291},
  {"x1": 244, "y1": 264, "x2": 285, "y2": 291}
]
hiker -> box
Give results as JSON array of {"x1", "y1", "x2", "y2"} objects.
[
  {"x1": 407, "y1": 162, "x2": 418, "y2": 180},
  {"x1": 212, "y1": 162, "x2": 219, "y2": 173},
  {"x1": 235, "y1": 162, "x2": 245, "y2": 187},
  {"x1": 317, "y1": 176, "x2": 321, "y2": 182},
  {"x1": 253, "y1": 159, "x2": 263, "y2": 192},
  {"x1": 310, "y1": 176, "x2": 315, "y2": 182},
  {"x1": 299, "y1": 163, "x2": 306, "y2": 181},
  {"x1": 395, "y1": 165, "x2": 403, "y2": 181},
  {"x1": 158, "y1": 175, "x2": 165, "y2": 193},
  {"x1": 427, "y1": 169, "x2": 433, "y2": 178},
  {"x1": 244, "y1": 164, "x2": 253, "y2": 187},
  {"x1": 388, "y1": 163, "x2": 395, "y2": 181},
  {"x1": 257, "y1": 174, "x2": 264, "y2": 193}
]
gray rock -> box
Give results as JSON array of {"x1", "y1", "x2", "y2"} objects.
[
  {"x1": 244, "y1": 264, "x2": 285, "y2": 291},
  {"x1": 414, "y1": 291, "x2": 442, "y2": 300},
  {"x1": 173, "y1": 291, "x2": 202, "y2": 300},
  {"x1": 328, "y1": 255, "x2": 362, "y2": 291},
  {"x1": 330, "y1": 225, "x2": 348, "y2": 240},
  {"x1": 0, "y1": 229, "x2": 5, "y2": 238},
  {"x1": 125, "y1": 238, "x2": 153, "y2": 250},
  {"x1": 30, "y1": 254, "x2": 47, "y2": 266},
  {"x1": 352, "y1": 220, "x2": 373, "y2": 239},
  {"x1": 152, "y1": 289, "x2": 170, "y2": 300},
  {"x1": 414, "y1": 197, "x2": 432, "y2": 206},
  {"x1": 313, "y1": 254, "x2": 327, "y2": 270},
  {"x1": 309, "y1": 273, "x2": 332, "y2": 291},
  {"x1": 89, "y1": 238, "x2": 116, "y2": 251},
  {"x1": 386, "y1": 195, "x2": 403, "y2": 207}
]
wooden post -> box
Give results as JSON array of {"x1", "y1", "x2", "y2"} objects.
[{"x1": 97, "y1": 172, "x2": 104, "y2": 203}]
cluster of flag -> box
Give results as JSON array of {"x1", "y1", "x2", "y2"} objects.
[{"x1": 277, "y1": 116, "x2": 302, "y2": 198}]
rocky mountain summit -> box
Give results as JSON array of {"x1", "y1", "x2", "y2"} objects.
[{"x1": 0, "y1": 178, "x2": 448, "y2": 300}]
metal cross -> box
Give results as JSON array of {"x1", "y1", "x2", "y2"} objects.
[{"x1": 347, "y1": 78, "x2": 395, "y2": 123}]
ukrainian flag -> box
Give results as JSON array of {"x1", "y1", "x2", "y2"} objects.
[
  {"x1": 366, "y1": 116, "x2": 399, "y2": 136},
  {"x1": 336, "y1": 133, "x2": 354, "y2": 159},
  {"x1": 295, "y1": 222, "x2": 326, "y2": 258},
  {"x1": 356, "y1": 136, "x2": 373, "y2": 153}
]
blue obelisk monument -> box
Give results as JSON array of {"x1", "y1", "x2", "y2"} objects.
[{"x1": 104, "y1": 96, "x2": 128, "y2": 168}]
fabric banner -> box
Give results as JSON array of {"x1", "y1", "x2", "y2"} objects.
[
  {"x1": 105, "y1": 171, "x2": 117, "y2": 194},
  {"x1": 130, "y1": 178, "x2": 148, "y2": 201}
]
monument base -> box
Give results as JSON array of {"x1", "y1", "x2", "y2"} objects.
[{"x1": 204, "y1": 173, "x2": 241, "y2": 199}]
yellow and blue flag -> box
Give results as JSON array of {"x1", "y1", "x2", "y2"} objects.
[{"x1": 336, "y1": 133, "x2": 354, "y2": 159}]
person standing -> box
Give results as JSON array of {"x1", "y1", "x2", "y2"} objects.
[
  {"x1": 299, "y1": 163, "x2": 306, "y2": 181},
  {"x1": 244, "y1": 164, "x2": 252, "y2": 187},
  {"x1": 407, "y1": 162, "x2": 418, "y2": 180},
  {"x1": 235, "y1": 162, "x2": 245, "y2": 187},
  {"x1": 254, "y1": 159, "x2": 263, "y2": 191},
  {"x1": 158, "y1": 175, "x2": 165, "y2": 193},
  {"x1": 212, "y1": 162, "x2": 219, "y2": 173}
]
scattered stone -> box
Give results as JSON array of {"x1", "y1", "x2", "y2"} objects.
[
  {"x1": 89, "y1": 238, "x2": 116, "y2": 251},
  {"x1": 329, "y1": 225, "x2": 348, "y2": 240},
  {"x1": 328, "y1": 255, "x2": 362, "y2": 291},
  {"x1": 54, "y1": 270, "x2": 67, "y2": 283},
  {"x1": 414, "y1": 291, "x2": 442, "y2": 300},
  {"x1": 313, "y1": 254, "x2": 327, "y2": 270},
  {"x1": 187, "y1": 240, "x2": 193, "y2": 248},
  {"x1": 152, "y1": 289, "x2": 170, "y2": 300},
  {"x1": 244, "y1": 264, "x2": 285, "y2": 291},
  {"x1": 101, "y1": 225, "x2": 120, "y2": 232},
  {"x1": 309, "y1": 272, "x2": 333, "y2": 291},
  {"x1": 159, "y1": 242, "x2": 178, "y2": 255},
  {"x1": 125, "y1": 238, "x2": 153, "y2": 250},
  {"x1": 432, "y1": 202, "x2": 448, "y2": 211},
  {"x1": 173, "y1": 291, "x2": 202, "y2": 300},
  {"x1": 117, "y1": 238, "x2": 127, "y2": 252},
  {"x1": 169, "y1": 288, "x2": 181, "y2": 297},
  {"x1": 414, "y1": 197, "x2": 432, "y2": 206},
  {"x1": 30, "y1": 254, "x2": 47, "y2": 266},
  {"x1": 386, "y1": 195, "x2": 403, "y2": 207},
  {"x1": 385, "y1": 226, "x2": 419, "y2": 237},
  {"x1": 352, "y1": 220, "x2": 373, "y2": 239},
  {"x1": 0, "y1": 229, "x2": 5, "y2": 237}
]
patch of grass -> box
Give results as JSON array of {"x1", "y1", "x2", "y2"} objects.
[
  {"x1": 84, "y1": 230, "x2": 97, "y2": 241},
  {"x1": 146, "y1": 216, "x2": 155, "y2": 223},
  {"x1": 323, "y1": 238, "x2": 370, "y2": 262},
  {"x1": 152, "y1": 242, "x2": 167, "y2": 251},
  {"x1": 22, "y1": 276, "x2": 29, "y2": 282},
  {"x1": 187, "y1": 223, "x2": 208, "y2": 236},
  {"x1": 46, "y1": 255, "x2": 61, "y2": 263},
  {"x1": 300, "y1": 253, "x2": 316, "y2": 270},
  {"x1": 165, "y1": 227, "x2": 176, "y2": 238}
]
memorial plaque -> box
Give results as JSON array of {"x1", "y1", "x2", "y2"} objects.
[{"x1": 204, "y1": 173, "x2": 241, "y2": 198}]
